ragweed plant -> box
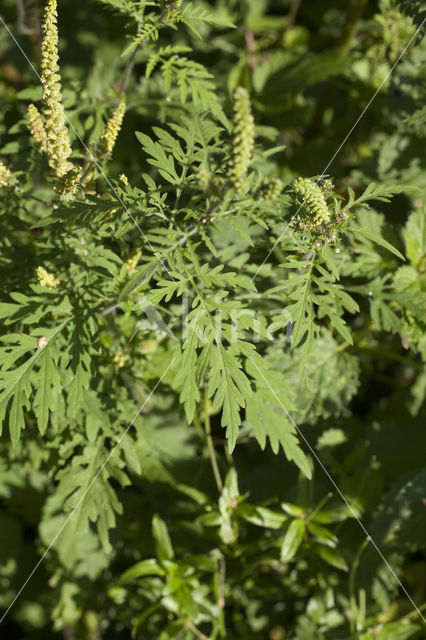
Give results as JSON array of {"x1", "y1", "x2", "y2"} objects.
[{"x1": 0, "y1": 1, "x2": 425, "y2": 639}]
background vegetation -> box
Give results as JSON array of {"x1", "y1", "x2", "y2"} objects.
[{"x1": 0, "y1": 0, "x2": 425, "y2": 638}]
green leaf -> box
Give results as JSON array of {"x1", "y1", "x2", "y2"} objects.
[
  {"x1": 208, "y1": 344, "x2": 252, "y2": 452},
  {"x1": 280, "y1": 519, "x2": 305, "y2": 562},
  {"x1": 118, "y1": 559, "x2": 166, "y2": 584},
  {"x1": 56, "y1": 439, "x2": 129, "y2": 553},
  {"x1": 245, "y1": 356, "x2": 311, "y2": 477},
  {"x1": 403, "y1": 209, "x2": 426, "y2": 268},
  {"x1": 315, "y1": 545, "x2": 348, "y2": 571},
  {"x1": 307, "y1": 522, "x2": 338, "y2": 548},
  {"x1": 152, "y1": 514, "x2": 174, "y2": 563},
  {"x1": 350, "y1": 227, "x2": 405, "y2": 260}
]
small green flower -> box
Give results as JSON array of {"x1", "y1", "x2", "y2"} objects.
[
  {"x1": 53, "y1": 165, "x2": 82, "y2": 200},
  {"x1": 125, "y1": 250, "x2": 141, "y2": 273},
  {"x1": 36, "y1": 266, "x2": 60, "y2": 289},
  {"x1": 320, "y1": 177, "x2": 334, "y2": 197},
  {"x1": 41, "y1": 0, "x2": 73, "y2": 177},
  {"x1": 197, "y1": 166, "x2": 211, "y2": 191},
  {"x1": 293, "y1": 177, "x2": 330, "y2": 230},
  {"x1": 261, "y1": 178, "x2": 283, "y2": 202},
  {"x1": 113, "y1": 351, "x2": 127, "y2": 368},
  {"x1": 99, "y1": 100, "x2": 126, "y2": 156},
  {"x1": 27, "y1": 104, "x2": 48, "y2": 152},
  {"x1": 0, "y1": 161, "x2": 12, "y2": 188},
  {"x1": 229, "y1": 87, "x2": 255, "y2": 195}
]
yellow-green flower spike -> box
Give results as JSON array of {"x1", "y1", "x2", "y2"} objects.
[
  {"x1": 99, "y1": 100, "x2": 126, "y2": 156},
  {"x1": 36, "y1": 266, "x2": 60, "y2": 288},
  {"x1": 41, "y1": 0, "x2": 73, "y2": 177},
  {"x1": 293, "y1": 177, "x2": 330, "y2": 230},
  {"x1": 0, "y1": 161, "x2": 12, "y2": 188},
  {"x1": 229, "y1": 87, "x2": 255, "y2": 194},
  {"x1": 28, "y1": 104, "x2": 48, "y2": 152},
  {"x1": 125, "y1": 250, "x2": 141, "y2": 273}
]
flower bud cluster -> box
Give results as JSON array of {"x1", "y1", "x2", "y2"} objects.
[
  {"x1": 293, "y1": 177, "x2": 330, "y2": 230},
  {"x1": 27, "y1": 104, "x2": 48, "y2": 152},
  {"x1": 168, "y1": 0, "x2": 183, "y2": 15},
  {"x1": 0, "y1": 161, "x2": 12, "y2": 188},
  {"x1": 261, "y1": 178, "x2": 283, "y2": 201},
  {"x1": 319, "y1": 177, "x2": 334, "y2": 196},
  {"x1": 36, "y1": 266, "x2": 60, "y2": 289},
  {"x1": 99, "y1": 100, "x2": 126, "y2": 156},
  {"x1": 113, "y1": 351, "x2": 127, "y2": 368},
  {"x1": 197, "y1": 166, "x2": 211, "y2": 191},
  {"x1": 53, "y1": 165, "x2": 82, "y2": 199},
  {"x1": 41, "y1": 0, "x2": 73, "y2": 178},
  {"x1": 229, "y1": 87, "x2": 255, "y2": 194},
  {"x1": 125, "y1": 250, "x2": 141, "y2": 272}
]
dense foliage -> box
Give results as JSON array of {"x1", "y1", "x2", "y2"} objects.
[{"x1": 0, "y1": 0, "x2": 425, "y2": 638}]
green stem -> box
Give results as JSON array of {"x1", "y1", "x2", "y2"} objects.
[
  {"x1": 349, "y1": 536, "x2": 370, "y2": 632},
  {"x1": 359, "y1": 344, "x2": 423, "y2": 371},
  {"x1": 184, "y1": 619, "x2": 210, "y2": 640},
  {"x1": 203, "y1": 384, "x2": 223, "y2": 492},
  {"x1": 306, "y1": 491, "x2": 333, "y2": 523},
  {"x1": 285, "y1": 0, "x2": 303, "y2": 32}
]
